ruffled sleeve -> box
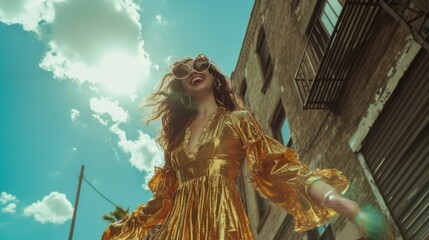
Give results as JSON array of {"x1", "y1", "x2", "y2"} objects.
[
  {"x1": 101, "y1": 154, "x2": 178, "y2": 240},
  {"x1": 231, "y1": 109, "x2": 349, "y2": 232}
]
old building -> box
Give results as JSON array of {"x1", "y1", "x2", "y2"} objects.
[{"x1": 232, "y1": 0, "x2": 429, "y2": 239}]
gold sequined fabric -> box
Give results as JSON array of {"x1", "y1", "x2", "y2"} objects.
[{"x1": 101, "y1": 107, "x2": 349, "y2": 240}]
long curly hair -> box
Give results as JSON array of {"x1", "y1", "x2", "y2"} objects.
[{"x1": 142, "y1": 56, "x2": 245, "y2": 153}]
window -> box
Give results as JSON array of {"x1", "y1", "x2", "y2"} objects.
[
  {"x1": 307, "y1": 227, "x2": 319, "y2": 240},
  {"x1": 256, "y1": 27, "x2": 274, "y2": 93},
  {"x1": 306, "y1": 0, "x2": 343, "y2": 65},
  {"x1": 255, "y1": 195, "x2": 270, "y2": 233},
  {"x1": 237, "y1": 177, "x2": 248, "y2": 213},
  {"x1": 319, "y1": 224, "x2": 336, "y2": 240},
  {"x1": 240, "y1": 78, "x2": 250, "y2": 106},
  {"x1": 319, "y1": 0, "x2": 342, "y2": 35},
  {"x1": 270, "y1": 101, "x2": 292, "y2": 147},
  {"x1": 307, "y1": 224, "x2": 335, "y2": 240}
]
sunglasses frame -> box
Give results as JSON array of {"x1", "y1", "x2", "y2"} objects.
[{"x1": 171, "y1": 54, "x2": 211, "y2": 79}]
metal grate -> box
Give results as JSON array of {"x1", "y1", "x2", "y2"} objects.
[
  {"x1": 361, "y1": 50, "x2": 429, "y2": 239},
  {"x1": 273, "y1": 215, "x2": 295, "y2": 240}
]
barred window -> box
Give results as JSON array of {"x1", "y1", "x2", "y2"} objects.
[
  {"x1": 270, "y1": 100, "x2": 292, "y2": 147},
  {"x1": 256, "y1": 27, "x2": 274, "y2": 93}
]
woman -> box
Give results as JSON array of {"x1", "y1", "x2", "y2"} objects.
[{"x1": 101, "y1": 54, "x2": 371, "y2": 239}]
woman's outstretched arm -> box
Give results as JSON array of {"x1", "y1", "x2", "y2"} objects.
[{"x1": 308, "y1": 180, "x2": 360, "y2": 220}]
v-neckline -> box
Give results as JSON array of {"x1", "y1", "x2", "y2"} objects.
[{"x1": 183, "y1": 107, "x2": 222, "y2": 159}]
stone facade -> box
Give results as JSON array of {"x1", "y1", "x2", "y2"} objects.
[{"x1": 231, "y1": 0, "x2": 425, "y2": 239}]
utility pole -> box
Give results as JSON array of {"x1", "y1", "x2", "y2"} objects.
[{"x1": 69, "y1": 165, "x2": 84, "y2": 240}]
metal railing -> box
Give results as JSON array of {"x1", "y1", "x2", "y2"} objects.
[
  {"x1": 294, "y1": 0, "x2": 380, "y2": 109},
  {"x1": 380, "y1": 0, "x2": 429, "y2": 51}
]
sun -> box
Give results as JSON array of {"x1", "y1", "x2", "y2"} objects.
[{"x1": 94, "y1": 50, "x2": 146, "y2": 96}]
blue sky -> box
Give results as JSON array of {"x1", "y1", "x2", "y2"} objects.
[{"x1": 0, "y1": 0, "x2": 253, "y2": 239}]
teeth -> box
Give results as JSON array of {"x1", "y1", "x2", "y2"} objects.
[{"x1": 192, "y1": 77, "x2": 203, "y2": 85}]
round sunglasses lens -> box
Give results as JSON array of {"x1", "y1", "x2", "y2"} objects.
[
  {"x1": 193, "y1": 57, "x2": 209, "y2": 72},
  {"x1": 173, "y1": 64, "x2": 190, "y2": 79}
]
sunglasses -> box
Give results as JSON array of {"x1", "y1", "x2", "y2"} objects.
[{"x1": 171, "y1": 54, "x2": 211, "y2": 79}]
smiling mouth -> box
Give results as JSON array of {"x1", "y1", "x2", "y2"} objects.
[{"x1": 191, "y1": 77, "x2": 204, "y2": 85}]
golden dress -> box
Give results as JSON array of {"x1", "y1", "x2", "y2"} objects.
[{"x1": 101, "y1": 107, "x2": 349, "y2": 240}]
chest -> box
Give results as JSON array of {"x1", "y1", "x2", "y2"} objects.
[
  {"x1": 170, "y1": 113, "x2": 245, "y2": 170},
  {"x1": 187, "y1": 119, "x2": 206, "y2": 152}
]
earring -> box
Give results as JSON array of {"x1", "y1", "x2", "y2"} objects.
[
  {"x1": 215, "y1": 93, "x2": 225, "y2": 106},
  {"x1": 214, "y1": 78, "x2": 222, "y2": 90},
  {"x1": 180, "y1": 92, "x2": 192, "y2": 108}
]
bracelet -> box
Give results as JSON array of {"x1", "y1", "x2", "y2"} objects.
[{"x1": 321, "y1": 190, "x2": 335, "y2": 207}]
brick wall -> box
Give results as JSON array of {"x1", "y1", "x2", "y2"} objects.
[{"x1": 232, "y1": 0, "x2": 411, "y2": 239}]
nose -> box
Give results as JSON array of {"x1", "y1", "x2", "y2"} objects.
[{"x1": 187, "y1": 69, "x2": 202, "y2": 79}]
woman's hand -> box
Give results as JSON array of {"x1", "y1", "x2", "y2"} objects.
[
  {"x1": 309, "y1": 180, "x2": 387, "y2": 238},
  {"x1": 323, "y1": 192, "x2": 360, "y2": 219},
  {"x1": 308, "y1": 180, "x2": 361, "y2": 219},
  {"x1": 322, "y1": 192, "x2": 369, "y2": 237}
]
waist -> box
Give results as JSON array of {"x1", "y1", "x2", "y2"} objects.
[{"x1": 175, "y1": 158, "x2": 240, "y2": 184}]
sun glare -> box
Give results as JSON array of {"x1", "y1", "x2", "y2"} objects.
[{"x1": 95, "y1": 50, "x2": 144, "y2": 96}]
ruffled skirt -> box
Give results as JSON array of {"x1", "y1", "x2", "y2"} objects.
[{"x1": 151, "y1": 175, "x2": 254, "y2": 240}]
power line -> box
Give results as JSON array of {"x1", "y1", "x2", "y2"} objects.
[{"x1": 82, "y1": 176, "x2": 119, "y2": 208}]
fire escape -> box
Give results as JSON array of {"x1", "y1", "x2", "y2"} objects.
[
  {"x1": 294, "y1": 0, "x2": 429, "y2": 110},
  {"x1": 380, "y1": 0, "x2": 429, "y2": 51}
]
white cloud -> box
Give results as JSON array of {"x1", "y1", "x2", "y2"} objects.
[
  {"x1": 0, "y1": 192, "x2": 18, "y2": 204},
  {"x1": 70, "y1": 109, "x2": 80, "y2": 121},
  {"x1": 23, "y1": 192, "x2": 73, "y2": 225},
  {"x1": 0, "y1": 0, "x2": 151, "y2": 96},
  {"x1": 112, "y1": 147, "x2": 121, "y2": 161},
  {"x1": 0, "y1": 192, "x2": 19, "y2": 214},
  {"x1": 1, "y1": 203, "x2": 17, "y2": 214},
  {"x1": 163, "y1": 55, "x2": 172, "y2": 65},
  {"x1": 155, "y1": 14, "x2": 167, "y2": 25},
  {"x1": 0, "y1": 0, "x2": 60, "y2": 32},
  {"x1": 109, "y1": 123, "x2": 164, "y2": 189},
  {"x1": 89, "y1": 97, "x2": 128, "y2": 124},
  {"x1": 88, "y1": 95, "x2": 163, "y2": 189},
  {"x1": 92, "y1": 114, "x2": 109, "y2": 126}
]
